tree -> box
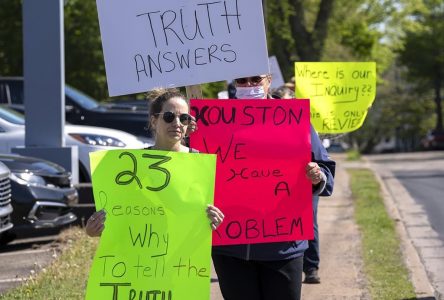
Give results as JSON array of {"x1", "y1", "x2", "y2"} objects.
[
  {"x1": 0, "y1": 0, "x2": 22, "y2": 76},
  {"x1": 64, "y1": 0, "x2": 107, "y2": 100},
  {"x1": 289, "y1": 0, "x2": 335, "y2": 62},
  {"x1": 398, "y1": 1, "x2": 444, "y2": 131},
  {"x1": 0, "y1": 0, "x2": 107, "y2": 100}
]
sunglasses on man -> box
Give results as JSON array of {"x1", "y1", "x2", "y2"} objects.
[
  {"x1": 155, "y1": 111, "x2": 193, "y2": 126},
  {"x1": 235, "y1": 76, "x2": 267, "y2": 85}
]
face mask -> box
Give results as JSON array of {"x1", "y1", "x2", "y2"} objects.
[{"x1": 235, "y1": 86, "x2": 266, "y2": 99}]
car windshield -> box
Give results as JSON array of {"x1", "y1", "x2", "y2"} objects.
[
  {"x1": 65, "y1": 86, "x2": 99, "y2": 109},
  {"x1": 0, "y1": 106, "x2": 25, "y2": 125}
]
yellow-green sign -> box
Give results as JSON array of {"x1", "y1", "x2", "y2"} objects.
[
  {"x1": 295, "y1": 62, "x2": 376, "y2": 133},
  {"x1": 85, "y1": 149, "x2": 217, "y2": 300}
]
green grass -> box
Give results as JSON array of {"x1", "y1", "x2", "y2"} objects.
[
  {"x1": 346, "y1": 149, "x2": 361, "y2": 161},
  {"x1": 349, "y1": 168, "x2": 416, "y2": 300},
  {"x1": 0, "y1": 227, "x2": 98, "y2": 300}
]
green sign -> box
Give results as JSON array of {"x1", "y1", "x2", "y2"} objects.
[{"x1": 85, "y1": 149, "x2": 217, "y2": 300}]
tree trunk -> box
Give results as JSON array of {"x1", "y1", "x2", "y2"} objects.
[
  {"x1": 288, "y1": 0, "x2": 335, "y2": 61},
  {"x1": 434, "y1": 75, "x2": 443, "y2": 131}
]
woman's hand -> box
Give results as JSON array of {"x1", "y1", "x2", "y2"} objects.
[
  {"x1": 85, "y1": 210, "x2": 106, "y2": 237},
  {"x1": 206, "y1": 205, "x2": 224, "y2": 230},
  {"x1": 305, "y1": 162, "x2": 324, "y2": 185}
]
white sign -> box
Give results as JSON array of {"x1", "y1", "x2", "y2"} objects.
[
  {"x1": 96, "y1": 0, "x2": 270, "y2": 96},
  {"x1": 269, "y1": 56, "x2": 285, "y2": 89}
]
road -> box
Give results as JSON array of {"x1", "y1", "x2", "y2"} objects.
[
  {"x1": 367, "y1": 151, "x2": 444, "y2": 299},
  {"x1": 0, "y1": 234, "x2": 58, "y2": 294},
  {"x1": 396, "y1": 169, "x2": 444, "y2": 242}
]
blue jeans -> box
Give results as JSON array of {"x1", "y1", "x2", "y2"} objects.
[{"x1": 303, "y1": 195, "x2": 319, "y2": 272}]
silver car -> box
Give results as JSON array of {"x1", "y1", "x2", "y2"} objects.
[{"x1": 0, "y1": 161, "x2": 13, "y2": 238}]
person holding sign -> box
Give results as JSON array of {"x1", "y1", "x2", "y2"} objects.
[
  {"x1": 211, "y1": 74, "x2": 335, "y2": 300},
  {"x1": 272, "y1": 86, "x2": 324, "y2": 284},
  {"x1": 86, "y1": 88, "x2": 224, "y2": 237}
]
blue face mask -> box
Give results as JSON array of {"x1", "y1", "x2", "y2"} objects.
[{"x1": 235, "y1": 86, "x2": 266, "y2": 99}]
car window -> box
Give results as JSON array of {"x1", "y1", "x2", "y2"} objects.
[
  {"x1": 65, "y1": 86, "x2": 99, "y2": 110},
  {"x1": 0, "y1": 107, "x2": 25, "y2": 125},
  {"x1": 7, "y1": 81, "x2": 25, "y2": 105},
  {"x1": 0, "y1": 83, "x2": 8, "y2": 104}
]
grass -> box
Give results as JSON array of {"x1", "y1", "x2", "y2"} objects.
[
  {"x1": 0, "y1": 227, "x2": 98, "y2": 300},
  {"x1": 346, "y1": 149, "x2": 361, "y2": 161},
  {"x1": 348, "y1": 168, "x2": 416, "y2": 300}
]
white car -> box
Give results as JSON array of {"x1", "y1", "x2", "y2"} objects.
[{"x1": 0, "y1": 106, "x2": 149, "y2": 182}]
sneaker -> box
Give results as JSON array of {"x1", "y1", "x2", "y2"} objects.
[{"x1": 304, "y1": 268, "x2": 321, "y2": 284}]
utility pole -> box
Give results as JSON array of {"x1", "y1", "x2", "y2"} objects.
[{"x1": 14, "y1": 0, "x2": 78, "y2": 183}]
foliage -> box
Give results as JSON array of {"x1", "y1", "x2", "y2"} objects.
[
  {"x1": 201, "y1": 81, "x2": 227, "y2": 99},
  {"x1": 0, "y1": 0, "x2": 22, "y2": 76},
  {"x1": 0, "y1": 0, "x2": 107, "y2": 100},
  {"x1": 265, "y1": 0, "x2": 398, "y2": 80},
  {"x1": 64, "y1": 0, "x2": 107, "y2": 101},
  {"x1": 348, "y1": 64, "x2": 435, "y2": 153},
  {"x1": 349, "y1": 168, "x2": 416, "y2": 299},
  {"x1": 346, "y1": 149, "x2": 361, "y2": 161},
  {"x1": 398, "y1": 0, "x2": 444, "y2": 131}
]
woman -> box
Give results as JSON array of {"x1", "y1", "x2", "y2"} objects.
[
  {"x1": 212, "y1": 74, "x2": 335, "y2": 300},
  {"x1": 86, "y1": 88, "x2": 224, "y2": 237}
]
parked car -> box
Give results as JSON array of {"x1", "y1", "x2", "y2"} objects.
[
  {"x1": 104, "y1": 97, "x2": 148, "y2": 112},
  {"x1": 0, "y1": 154, "x2": 77, "y2": 230},
  {"x1": 0, "y1": 77, "x2": 151, "y2": 142},
  {"x1": 0, "y1": 106, "x2": 147, "y2": 182},
  {"x1": 326, "y1": 142, "x2": 347, "y2": 153},
  {"x1": 421, "y1": 130, "x2": 444, "y2": 150},
  {"x1": 373, "y1": 136, "x2": 397, "y2": 153},
  {"x1": 0, "y1": 161, "x2": 14, "y2": 240}
]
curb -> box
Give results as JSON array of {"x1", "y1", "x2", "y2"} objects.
[{"x1": 363, "y1": 156, "x2": 437, "y2": 299}]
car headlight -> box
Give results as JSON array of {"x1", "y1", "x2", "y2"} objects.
[
  {"x1": 11, "y1": 172, "x2": 46, "y2": 186},
  {"x1": 69, "y1": 133, "x2": 126, "y2": 147}
]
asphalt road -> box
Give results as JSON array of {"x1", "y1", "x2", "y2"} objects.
[
  {"x1": 395, "y1": 169, "x2": 444, "y2": 243},
  {"x1": 0, "y1": 234, "x2": 58, "y2": 294},
  {"x1": 0, "y1": 203, "x2": 93, "y2": 296}
]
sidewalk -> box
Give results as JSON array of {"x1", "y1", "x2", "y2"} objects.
[
  {"x1": 209, "y1": 155, "x2": 370, "y2": 299},
  {"x1": 301, "y1": 155, "x2": 369, "y2": 299}
]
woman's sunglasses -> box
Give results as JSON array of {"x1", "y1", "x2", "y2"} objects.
[
  {"x1": 235, "y1": 76, "x2": 267, "y2": 85},
  {"x1": 156, "y1": 111, "x2": 192, "y2": 126}
]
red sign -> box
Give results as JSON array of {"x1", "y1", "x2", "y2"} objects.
[{"x1": 190, "y1": 99, "x2": 312, "y2": 245}]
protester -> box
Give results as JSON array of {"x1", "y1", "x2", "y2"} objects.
[
  {"x1": 284, "y1": 76, "x2": 296, "y2": 92},
  {"x1": 212, "y1": 75, "x2": 335, "y2": 300},
  {"x1": 85, "y1": 88, "x2": 224, "y2": 237},
  {"x1": 272, "y1": 85, "x2": 324, "y2": 284},
  {"x1": 271, "y1": 85, "x2": 294, "y2": 99}
]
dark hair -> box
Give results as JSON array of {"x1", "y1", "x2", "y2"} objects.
[
  {"x1": 271, "y1": 86, "x2": 294, "y2": 99},
  {"x1": 145, "y1": 88, "x2": 189, "y2": 133},
  {"x1": 147, "y1": 88, "x2": 188, "y2": 116}
]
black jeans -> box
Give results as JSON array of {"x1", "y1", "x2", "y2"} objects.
[
  {"x1": 303, "y1": 195, "x2": 320, "y2": 272},
  {"x1": 212, "y1": 254, "x2": 303, "y2": 300}
]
